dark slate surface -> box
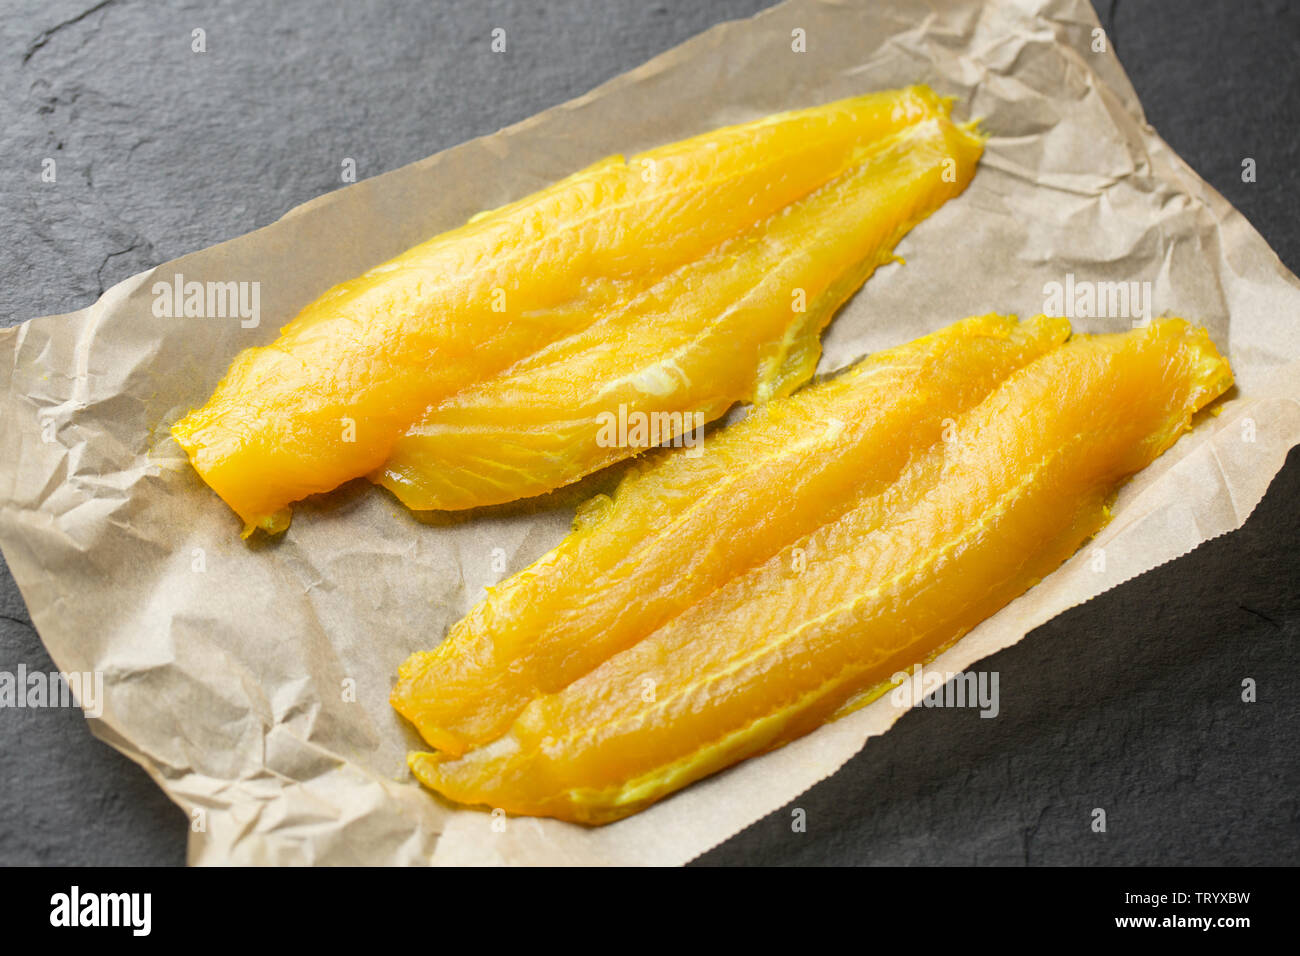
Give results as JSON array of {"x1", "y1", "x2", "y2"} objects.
[{"x1": 0, "y1": 0, "x2": 1295, "y2": 867}]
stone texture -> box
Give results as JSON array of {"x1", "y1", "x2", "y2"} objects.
[{"x1": 0, "y1": 0, "x2": 1295, "y2": 865}]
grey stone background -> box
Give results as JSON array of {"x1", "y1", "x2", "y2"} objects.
[{"x1": 0, "y1": 0, "x2": 1295, "y2": 866}]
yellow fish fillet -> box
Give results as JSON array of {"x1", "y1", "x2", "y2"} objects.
[
  {"x1": 171, "y1": 86, "x2": 974, "y2": 534},
  {"x1": 376, "y1": 116, "x2": 985, "y2": 511},
  {"x1": 391, "y1": 314, "x2": 1071, "y2": 756},
  {"x1": 405, "y1": 318, "x2": 1232, "y2": 823}
]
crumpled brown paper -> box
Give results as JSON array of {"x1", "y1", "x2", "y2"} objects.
[{"x1": 2, "y1": 0, "x2": 1298, "y2": 865}]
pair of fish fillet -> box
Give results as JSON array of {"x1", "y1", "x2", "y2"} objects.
[
  {"x1": 167, "y1": 86, "x2": 1234, "y2": 824},
  {"x1": 394, "y1": 316, "x2": 1232, "y2": 823},
  {"x1": 172, "y1": 86, "x2": 982, "y2": 533}
]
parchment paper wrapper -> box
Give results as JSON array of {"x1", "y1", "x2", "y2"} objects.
[{"x1": 2, "y1": 0, "x2": 1298, "y2": 865}]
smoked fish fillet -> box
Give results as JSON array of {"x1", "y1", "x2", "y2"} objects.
[
  {"x1": 391, "y1": 314, "x2": 1071, "y2": 756},
  {"x1": 376, "y1": 116, "x2": 984, "y2": 511},
  {"x1": 171, "y1": 86, "x2": 964, "y2": 535},
  {"x1": 404, "y1": 318, "x2": 1233, "y2": 823}
]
